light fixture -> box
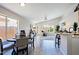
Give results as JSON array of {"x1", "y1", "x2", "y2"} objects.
[{"x1": 20, "y1": 3, "x2": 25, "y2": 7}]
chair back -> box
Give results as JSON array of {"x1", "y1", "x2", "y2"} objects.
[
  {"x1": 56, "y1": 34, "x2": 61, "y2": 39},
  {"x1": 20, "y1": 30, "x2": 26, "y2": 38},
  {"x1": 16, "y1": 37, "x2": 28, "y2": 50}
]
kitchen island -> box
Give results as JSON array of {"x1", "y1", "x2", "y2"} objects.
[{"x1": 60, "y1": 33, "x2": 79, "y2": 55}]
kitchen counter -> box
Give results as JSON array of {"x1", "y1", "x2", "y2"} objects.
[{"x1": 60, "y1": 33, "x2": 79, "y2": 55}]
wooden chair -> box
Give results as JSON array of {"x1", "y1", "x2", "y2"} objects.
[
  {"x1": 13, "y1": 37, "x2": 28, "y2": 55},
  {"x1": 0, "y1": 39, "x2": 3, "y2": 55}
]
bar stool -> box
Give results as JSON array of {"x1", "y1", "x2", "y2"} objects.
[{"x1": 55, "y1": 34, "x2": 61, "y2": 48}]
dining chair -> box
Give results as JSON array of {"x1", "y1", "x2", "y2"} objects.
[
  {"x1": 28, "y1": 33, "x2": 36, "y2": 48},
  {"x1": 0, "y1": 39, "x2": 3, "y2": 55},
  {"x1": 14, "y1": 37, "x2": 28, "y2": 55},
  {"x1": 20, "y1": 30, "x2": 26, "y2": 38}
]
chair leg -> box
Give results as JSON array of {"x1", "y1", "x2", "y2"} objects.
[
  {"x1": 58, "y1": 39, "x2": 60, "y2": 48},
  {"x1": 11, "y1": 48, "x2": 16, "y2": 55},
  {"x1": 55, "y1": 39, "x2": 56, "y2": 47},
  {"x1": 27, "y1": 49, "x2": 28, "y2": 55},
  {"x1": 31, "y1": 43, "x2": 34, "y2": 48},
  {"x1": 26, "y1": 45, "x2": 28, "y2": 55},
  {"x1": 0, "y1": 52, "x2": 3, "y2": 55},
  {"x1": 25, "y1": 48, "x2": 28, "y2": 55},
  {"x1": 33, "y1": 38, "x2": 34, "y2": 48},
  {"x1": 1, "y1": 44, "x2": 3, "y2": 55},
  {"x1": 16, "y1": 48, "x2": 19, "y2": 55}
]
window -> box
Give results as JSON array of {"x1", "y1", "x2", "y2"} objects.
[
  {"x1": 0, "y1": 15, "x2": 6, "y2": 41},
  {"x1": 0, "y1": 14, "x2": 18, "y2": 41},
  {"x1": 7, "y1": 18, "x2": 17, "y2": 39}
]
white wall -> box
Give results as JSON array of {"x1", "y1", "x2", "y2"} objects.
[{"x1": 0, "y1": 5, "x2": 31, "y2": 35}]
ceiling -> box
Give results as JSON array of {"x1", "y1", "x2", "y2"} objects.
[{"x1": 0, "y1": 3, "x2": 77, "y2": 23}]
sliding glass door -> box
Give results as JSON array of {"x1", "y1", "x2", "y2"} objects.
[{"x1": 0, "y1": 15, "x2": 6, "y2": 41}]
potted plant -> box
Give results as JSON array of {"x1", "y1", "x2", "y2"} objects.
[
  {"x1": 56, "y1": 25, "x2": 60, "y2": 32},
  {"x1": 73, "y1": 22, "x2": 78, "y2": 33}
]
